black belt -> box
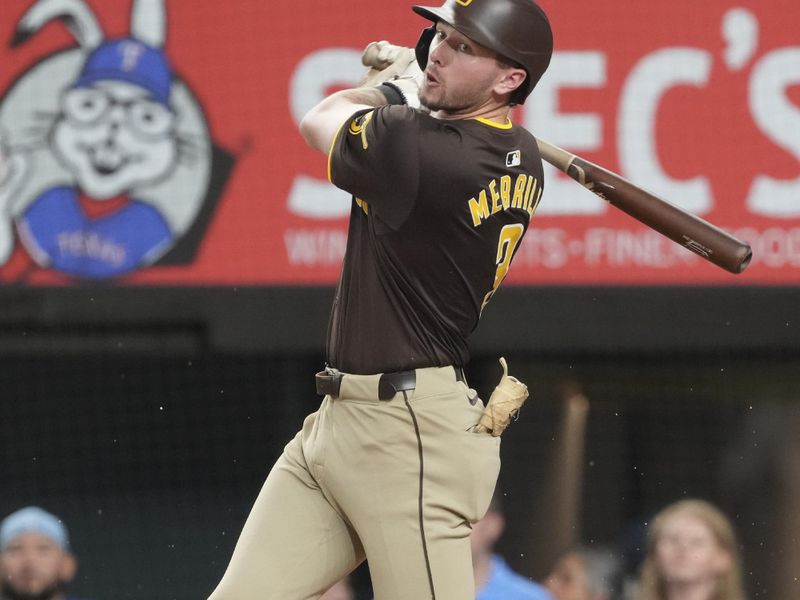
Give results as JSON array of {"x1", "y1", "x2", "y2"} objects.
[{"x1": 315, "y1": 366, "x2": 465, "y2": 401}]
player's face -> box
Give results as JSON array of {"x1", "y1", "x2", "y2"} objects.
[
  {"x1": 419, "y1": 23, "x2": 517, "y2": 114},
  {"x1": 654, "y1": 511, "x2": 730, "y2": 586},
  {"x1": 544, "y1": 553, "x2": 592, "y2": 600},
  {"x1": 0, "y1": 533, "x2": 73, "y2": 598}
]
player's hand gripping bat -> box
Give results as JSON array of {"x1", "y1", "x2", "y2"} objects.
[
  {"x1": 360, "y1": 41, "x2": 424, "y2": 108},
  {"x1": 361, "y1": 42, "x2": 753, "y2": 274}
]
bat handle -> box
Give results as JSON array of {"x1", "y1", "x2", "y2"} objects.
[{"x1": 535, "y1": 137, "x2": 576, "y2": 172}]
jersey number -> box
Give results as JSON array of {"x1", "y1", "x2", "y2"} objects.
[{"x1": 481, "y1": 223, "x2": 525, "y2": 313}]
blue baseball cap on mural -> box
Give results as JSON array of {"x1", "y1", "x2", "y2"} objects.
[
  {"x1": 0, "y1": 506, "x2": 70, "y2": 550},
  {"x1": 74, "y1": 37, "x2": 174, "y2": 107}
]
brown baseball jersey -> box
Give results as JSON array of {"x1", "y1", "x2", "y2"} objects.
[{"x1": 328, "y1": 105, "x2": 544, "y2": 374}]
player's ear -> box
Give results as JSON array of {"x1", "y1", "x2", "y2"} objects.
[
  {"x1": 58, "y1": 552, "x2": 78, "y2": 583},
  {"x1": 493, "y1": 67, "x2": 527, "y2": 99}
]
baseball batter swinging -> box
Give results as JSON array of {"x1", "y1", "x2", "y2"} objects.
[{"x1": 207, "y1": 1, "x2": 552, "y2": 598}]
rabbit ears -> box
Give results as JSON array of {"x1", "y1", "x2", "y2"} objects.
[{"x1": 12, "y1": 0, "x2": 167, "y2": 50}]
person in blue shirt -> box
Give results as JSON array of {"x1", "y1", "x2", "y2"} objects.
[
  {"x1": 0, "y1": 507, "x2": 90, "y2": 600},
  {"x1": 544, "y1": 544, "x2": 623, "y2": 600},
  {"x1": 365, "y1": 489, "x2": 552, "y2": 599},
  {"x1": 472, "y1": 492, "x2": 553, "y2": 600}
]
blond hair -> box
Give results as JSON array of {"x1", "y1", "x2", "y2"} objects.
[{"x1": 636, "y1": 499, "x2": 745, "y2": 600}]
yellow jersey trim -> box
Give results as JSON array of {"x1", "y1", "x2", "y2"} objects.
[
  {"x1": 474, "y1": 117, "x2": 513, "y2": 130},
  {"x1": 326, "y1": 120, "x2": 348, "y2": 183}
]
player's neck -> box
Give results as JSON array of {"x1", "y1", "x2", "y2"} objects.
[{"x1": 431, "y1": 102, "x2": 511, "y2": 125}]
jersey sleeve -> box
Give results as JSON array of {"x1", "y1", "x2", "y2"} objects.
[{"x1": 328, "y1": 105, "x2": 421, "y2": 229}]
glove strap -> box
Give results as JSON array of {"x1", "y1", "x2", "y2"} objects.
[{"x1": 377, "y1": 82, "x2": 407, "y2": 105}]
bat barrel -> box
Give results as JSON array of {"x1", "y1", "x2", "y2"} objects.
[
  {"x1": 575, "y1": 161, "x2": 753, "y2": 274},
  {"x1": 535, "y1": 138, "x2": 753, "y2": 274}
]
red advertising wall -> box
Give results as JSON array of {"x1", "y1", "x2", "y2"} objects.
[{"x1": 0, "y1": 0, "x2": 797, "y2": 286}]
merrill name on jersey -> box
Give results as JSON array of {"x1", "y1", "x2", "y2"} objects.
[{"x1": 468, "y1": 173, "x2": 542, "y2": 227}]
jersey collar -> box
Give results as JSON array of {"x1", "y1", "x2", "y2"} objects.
[{"x1": 473, "y1": 117, "x2": 513, "y2": 130}]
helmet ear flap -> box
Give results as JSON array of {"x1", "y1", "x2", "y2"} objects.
[{"x1": 415, "y1": 26, "x2": 436, "y2": 69}]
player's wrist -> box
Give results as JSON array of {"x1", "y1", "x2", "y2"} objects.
[
  {"x1": 378, "y1": 80, "x2": 421, "y2": 109},
  {"x1": 377, "y1": 82, "x2": 406, "y2": 106}
]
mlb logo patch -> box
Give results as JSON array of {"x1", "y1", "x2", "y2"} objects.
[{"x1": 506, "y1": 150, "x2": 521, "y2": 167}]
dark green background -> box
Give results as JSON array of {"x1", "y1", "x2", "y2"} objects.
[{"x1": 1, "y1": 286, "x2": 798, "y2": 599}]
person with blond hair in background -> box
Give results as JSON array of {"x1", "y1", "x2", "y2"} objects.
[{"x1": 634, "y1": 499, "x2": 745, "y2": 600}]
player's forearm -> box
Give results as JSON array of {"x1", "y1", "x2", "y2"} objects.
[{"x1": 299, "y1": 87, "x2": 389, "y2": 154}]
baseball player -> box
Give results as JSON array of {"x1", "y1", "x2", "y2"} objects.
[{"x1": 208, "y1": 1, "x2": 552, "y2": 598}]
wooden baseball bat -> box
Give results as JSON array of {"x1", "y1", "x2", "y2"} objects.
[{"x1": 535, "y1": 138, "x2": 753, "y2": 274}]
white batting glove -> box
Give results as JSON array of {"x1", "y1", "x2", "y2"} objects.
[{"x1": 360, "y1": 41, "x2": 424, "y2": 109}]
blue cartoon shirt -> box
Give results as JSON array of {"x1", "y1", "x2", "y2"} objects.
[
  {"x1": 477, "y1": 555, "x2": 554, "y2": 600},
  {"x1": 18, "y1": 186, "x2": 172, "y2": 278}
]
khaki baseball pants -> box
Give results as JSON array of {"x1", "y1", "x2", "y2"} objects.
[{"x1": 207, "y1": 365, "x2": 501, "y2": 600}]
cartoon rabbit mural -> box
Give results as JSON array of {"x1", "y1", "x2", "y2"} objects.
[{"x1": 0, "y1": 0, "x2": 228, "y2": 279}]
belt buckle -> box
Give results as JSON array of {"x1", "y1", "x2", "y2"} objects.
[{"x1": 378, "y1": 370, "x2": 416, "y2": 401}]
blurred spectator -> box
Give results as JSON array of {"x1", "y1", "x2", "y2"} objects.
[
  {"x1": 472, "y1": 493, "x2": 553, "y2": 600},
  {"x1": 0, "y1": 506, "x2": 89, "y2": 600},
  {"x1": 320, "y1": 576, "x2": 354, "y2": 600},
  {"x1": 633, "y1": 499, "x2": 745, "y2": 600},
  {"x1": 544, "y1": 545, "x2": 621, "y2": 600}
]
